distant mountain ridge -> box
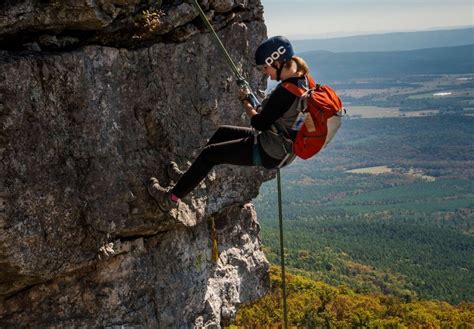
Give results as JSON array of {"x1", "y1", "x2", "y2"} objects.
[
  {"x1": 301, "y1": 44, "x2": 474, "y2": 82},
  {"x1": 292, "y1": 27, "x2": 474, "y2": 53}
]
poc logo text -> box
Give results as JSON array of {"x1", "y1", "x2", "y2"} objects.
[{"x1": 265, "y1": 46, "x2": 287, "y2": 65}]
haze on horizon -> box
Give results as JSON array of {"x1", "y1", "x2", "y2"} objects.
[{"x1": 261, "y1": 0, "x2": 474, "y2": 39}]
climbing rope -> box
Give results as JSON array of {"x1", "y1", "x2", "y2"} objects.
[
  {"x1": 191, "y1": 1, "x2": 290, "y2": 325},
  {"x1": 192, "y1": 0, "x2": 242, "y2": 80},
  {"x1": 191, "y1": 0, "x2": 260, "y2": 108},
  {"x1": 277, "y1": 169, "x2": 289, "y2": 329}
]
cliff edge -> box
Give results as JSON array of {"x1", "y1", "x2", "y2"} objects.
[{"x1": 0, "y1": 0, "x2": 270, "y2": 327}]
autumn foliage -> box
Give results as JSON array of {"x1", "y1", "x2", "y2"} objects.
[{"x1": 231, "y1": 266, "x2": 474, "y2": 328}]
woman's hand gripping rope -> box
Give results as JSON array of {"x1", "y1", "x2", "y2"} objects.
[{"x1": 239, "y1": 84, "x2": 259, "y2": 119}]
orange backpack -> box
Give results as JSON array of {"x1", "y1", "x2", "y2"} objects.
[{"x1": 282, "y1": 75, "x2": 344, "y2": 159}]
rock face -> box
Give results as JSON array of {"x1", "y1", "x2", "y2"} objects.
[{"x1": 0, "y1": 0, "x2": 271, "y2": 326}]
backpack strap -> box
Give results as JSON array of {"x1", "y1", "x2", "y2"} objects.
[
  {"x1": 281, "y1": 74, "x2": 316, "y2": 97},
  {"x1": 306, "y1": 74, "x2": 317, "y2": 89},
  {"x1": 281, "y1": 81, "x2": 305, "y2": 97}
]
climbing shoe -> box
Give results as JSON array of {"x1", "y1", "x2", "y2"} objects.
[
  {"x1": 147, "y1": 177, "x2": 176, "y2": 212},
  {"x1": 167, "y1": 161, "x2": 184, "y2": 182}
]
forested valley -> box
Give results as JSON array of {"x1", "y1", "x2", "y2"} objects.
[{"x1": 256, "y1": 115, "x2": 473, "y2": 304}]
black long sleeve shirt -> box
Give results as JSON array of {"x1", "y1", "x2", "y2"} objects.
[{"x1": 250, "y1": 77, "x2": 304, "y2": 131}]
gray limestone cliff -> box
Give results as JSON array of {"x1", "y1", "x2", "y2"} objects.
[{"x1": 0, "y1": 0, "x2": 271, "y2": 327}]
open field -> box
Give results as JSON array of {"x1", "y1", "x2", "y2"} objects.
[
  {"x1": 347, "y1": 106, "x2": 440, "y2": 118},
  {"x1": 346, "y1": 165, "x2": 393, "y2": 174},
  {"x1": 346, "y1": 166, "x2": 436, "y2": 181}
]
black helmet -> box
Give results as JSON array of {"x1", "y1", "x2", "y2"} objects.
[{"x1": 255, "y1": 36, "x2": 294, "y2": 66}]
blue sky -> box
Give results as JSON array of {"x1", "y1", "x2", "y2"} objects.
[{"x1": 261, "y1": 0, "x2": 474, "y2": 38}]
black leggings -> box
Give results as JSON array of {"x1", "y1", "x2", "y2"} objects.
[{"x1": 171, "y1": 125, "x2": 280, "y2": 198}]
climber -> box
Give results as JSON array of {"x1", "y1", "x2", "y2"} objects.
[{"x1": 148, "y1": 36, "x2": 310, "y2": 211}]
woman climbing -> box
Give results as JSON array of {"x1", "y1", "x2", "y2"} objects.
[{"x1": 148, "y1": 36, "x2": 311, "y2": 211}]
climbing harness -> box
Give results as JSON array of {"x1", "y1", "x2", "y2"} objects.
[{"x1": 192, "y1": 1, "x2": 289, "y2": 327}]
